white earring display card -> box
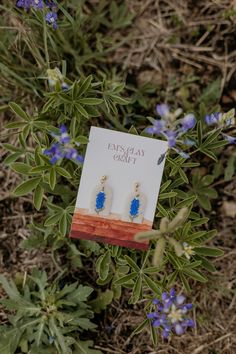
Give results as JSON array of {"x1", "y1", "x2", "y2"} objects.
[{"x1": 70, "y1": 127, "x2": 168, "y2": 250}]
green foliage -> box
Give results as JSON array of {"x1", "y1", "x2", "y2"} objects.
[{"x1": 0, "y1": 270, "x2": 97, "y2": 354}]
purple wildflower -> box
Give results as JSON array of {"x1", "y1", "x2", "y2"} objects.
[
  {"x1": 45, "y1": 0, "x2": 57, "y2": 8},
  {"x1": 16, "y1": 0, "x2": 31, "y2": 9},
  {"x1": 146, "y1": 120, "x2": 165, "y2": 135},
  {"x1": 181, "y1": 114, "x2": 196, "y2": 131},
  {"x1": 221, "y1": 133, "x2": 236, "y2": 144},
  {"x1": 146, "y1": 104, "x2": 196, "y2": 158},
  {"x1": 45, "y1": 11, "x2": 58, "y2": 29},
  {"x1": 31, "y1": 0, "x2": 44, "y2": 10},
  {"x1": 148, "y1": 288, "x2": 195, "y2": 339},
  {"x1": 44, "y1": 125, "x2": 84, "y2": 164},
  {"x1": 205, "y1": 112, "x2": 221, "y2": 126},
  {"x1": 165, "y1": 130, "x2": 177, "y2": 148},
  {"x1": 156, "y1": 104, "x2": 170, "y2": 117}
]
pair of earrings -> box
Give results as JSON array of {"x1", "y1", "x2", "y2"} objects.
[{"x1": 90, "y1": 176, "x2": 146, "y2": 223}]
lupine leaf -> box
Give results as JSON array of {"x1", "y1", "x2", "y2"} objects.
[{"x1": 13, "y1": 177, "x2": 41, "y2": 196}]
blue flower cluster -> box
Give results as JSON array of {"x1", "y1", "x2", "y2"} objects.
[
  {"x1": 44, "y1": 125, "x2": 84, "y2": 164},
  {"x1": 205, "y1": 112, "x2": 236, "y2": 144},
  {"x1": 16, "y1": 0, "x2": 58, "y2": 29},
  {"x1": 147, "y1": 288, "x2": 195, "y2": 338},
  {"x1": 147, "y1": 104, "x2": 196, "y2": 158}
]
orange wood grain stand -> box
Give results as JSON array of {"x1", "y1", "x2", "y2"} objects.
[{"x1": 69, "y1": 209, "x2": 151, "y2": 250}]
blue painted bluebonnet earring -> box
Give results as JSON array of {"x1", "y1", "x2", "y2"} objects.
[
  {"x1": 95, "y1": 175, "x2": 107, "y2": 213},
  {"x1": 122, "y1": 182, "x2": 146, "y2": 224},
  {"x1": 90, "y1": 175, "x2": 112, "y2": 216},
  {"x1": 129, "y1": 182, "x2": 141, "y2": 221}
]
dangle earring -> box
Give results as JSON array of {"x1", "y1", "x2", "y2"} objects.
[
  {"x1": 122, "y1": 182, "x2": 146, "y2": 224},
  {"x1": 89, "y1": 175, "x2": 112, "y2": 216}
]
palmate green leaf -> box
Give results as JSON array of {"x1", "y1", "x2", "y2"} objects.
[
  {"x1": 197, "y1": 195, "x2": 212, "y2": 211},
  {"x1": 183, "y1": 268, "x2": 208, "y2": 283},
  {"x1": 158, "y1": 191, "x2": 177, "y2": 200},
  {"x1": 108, "y1": 94, "x2": 129, "y2": 105},
  {"x1": 56, "y1": 166, "x2": 72, "y2": 179},
  {"x1": 124, "y1": 255, "x2": 140, "y2": 272},
  {"x1": 131, "y1": 275, "x2": 142, "y2": 304},
  {"x1": 160, "y1": 180, "x2": 172, "y2": 192},
  {"x1": 150, "y1": 321, "x2": 158, "y2": 346},
  {"x1": 13, "y1": 177, "x2": 41, "y2": 196},
  {"x1": 143, "y1": 274, "x2": 161, "y2": 296},
  {"x1": 77, "y1": 75, "x2": 93, "y2": 97},
  {"x1": 201, "y1": 129, "x2": 221, "y2": 148},
  {"x1": 179, "y1": 168, "x2": 189, "y2": 183},
  {"x1": 179, "y1": 272, "x2": 191, "y2": 293},
  {"x1": 49, "y1": 167, "x2": 56, "y2": 190},
  {"x1": 59, "y1": 213, "x2": 68, "y2": 236},
  {"x1": 113, "y1": 272, "x2": 137, "y2": 285},
  {"x1": 5, "y1": 121, "x2": 27, "y2": 129},
  {"x1": 195, "y1": 256, "x2": 216, "y2": 272},
  {"x1": 75, "y1": 103, "x2": 89, "y2": 118},
  {"x1": 191, "y1": 217, "x2": 209, "y2": 227},
  {"x1": 96, "y1": 250, "x2": 111, "y2": 281},
  {"x1": 200, "y1": 148, "x2": 217, "y2": 161},
  {"x1": 9, "y1": 102, "x2": 29, "y2": 121},
  {"x1": 44, "y1": 212, "x2": 62, "y2": 226},
  {"x1": 194, "y1": 246, "x2": 224, "y2": 257},
  {"x1": 11, "y1": 162, "x2": 32, "y2": 175},
  {"x1": 33, "y1": 184, "x2": 44, "y2": 210},
  {"x1": 78, "y1": 98, "x2": 103, "y2": 105},
  {"x1": 175, "y1": 195, "x2": 197, "y2": 209},
  {"x1": 197, "y1": 121, "x2": 202, "y2": 145}
]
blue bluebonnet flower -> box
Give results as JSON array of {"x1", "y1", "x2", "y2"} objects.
[
  {"x1": 31, "y1": 0, "x2": 44, "y2": 9},
  {"x1": 147, "y1": 288, "x2": 195, "y2": 338},
  {"x1": 147, "y1": 104, "x2": 196, "y2": 158},
  {"x1": 205, "y1": 111, "x2": 235, "y2": 143},
  {"x1": 205, "y1": 112, "x2": 221, "y2": 126},
  {"x1": 45, "y1": 11, "x2": 58, "y2": 29},
  {"x1": 156, "y1": 104, "x2": 170, "y2": 118},
  {"x1": 16, "y1": 0, "x2": 31, "y2": 9},
  {"x1": 45, "y1": 0, "x2": 57, "y2": 8},
  {"x1": 44, "y1": 125, "x2": 84, "y2": 164},
  {"x1": 181, "y1": 114, "x2": 196, "y2": 131},
  {"x1": 221, "y1": 133, "x2": 236, "y2": 144}
]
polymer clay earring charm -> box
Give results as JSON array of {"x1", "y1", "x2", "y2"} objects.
[
  {"x1": 89, "y1": 175, "x2": 112, "y2": 216},
  {"x1": 122, "y1": 182, "x2": 146, "y2": 224}
]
